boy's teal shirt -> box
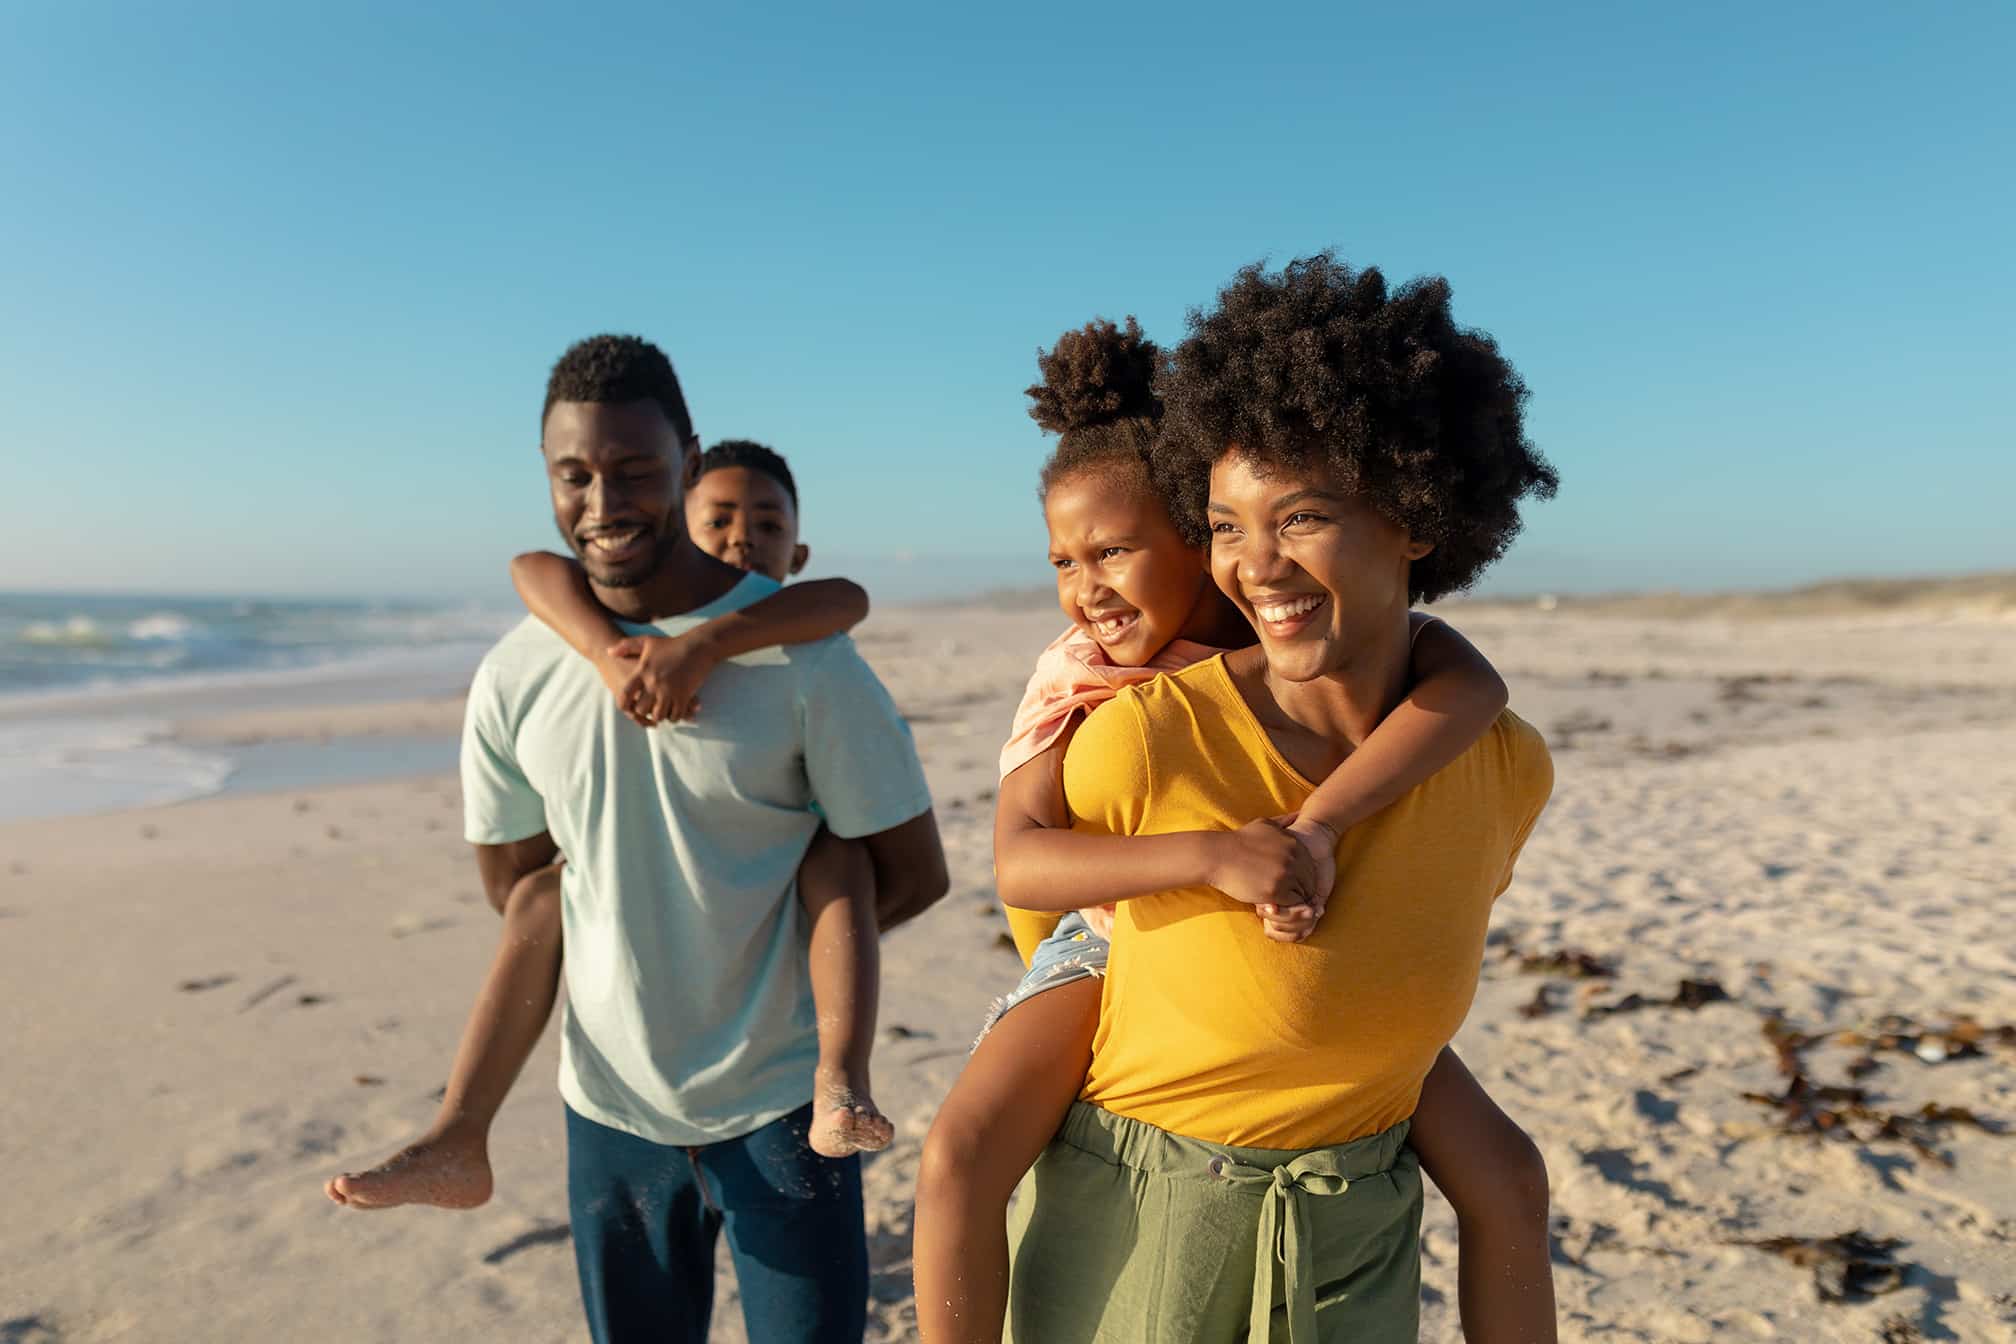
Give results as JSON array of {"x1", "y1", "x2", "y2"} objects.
[{"x1": 461, "y1": 572, "x2": 930, "y2": 1144}]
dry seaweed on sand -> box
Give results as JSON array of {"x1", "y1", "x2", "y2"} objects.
[
  {"x1": 1735, "y1": 1230, "x2": 1911, "y2": 1302},
  {"x1": 1512, "y1": 946, "x2": 1618, "y2": 979},
  {"x1": 1761, "y1": 1013, "x2": 1832, "y2": 1076},
  {"x1": 1841, "y1": 1013, "x2": 2016, "y2": 1065},
  {"x1": 1740, "y1": 1075, "x2": 2010, "y2": 1164},
  {"x1": 1584, "y1": 977, "x2": 1730, "y2": 1017},
  {"x1": 1517, "y1": 983, "x2": 1560, "y2": 1019}
]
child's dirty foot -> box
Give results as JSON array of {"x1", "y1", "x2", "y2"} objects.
[
  {"x1": 809, "y1": 1066, "x2": 894, "y2": 1158},
  {"x1": 324, "y1": 1125, "x2": 492, "y2": 1210}
]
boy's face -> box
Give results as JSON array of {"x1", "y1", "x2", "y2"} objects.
[{"x1": 684, "y1": 465, "x2": 807, "y2": 583}]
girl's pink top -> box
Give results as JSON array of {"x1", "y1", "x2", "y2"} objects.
[{"x1": 997, "y1": 626, "x2": 1222, "y2": 781}]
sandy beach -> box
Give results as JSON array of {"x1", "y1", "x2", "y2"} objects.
[{"x1": 4, "y1": 598, "x2": 2013, "y2": 1343}]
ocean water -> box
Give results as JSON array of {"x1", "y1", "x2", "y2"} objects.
[
  {"x1": 0, "y1": 592, "x2": 515, "y2": 699},
  {"x1": 0, "y1": 592, "x2": 519, "y2": 822}
]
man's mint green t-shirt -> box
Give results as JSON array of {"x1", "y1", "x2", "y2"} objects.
[{"x1": 461, "y1": 573, "x2": 931, "y2": 1146}]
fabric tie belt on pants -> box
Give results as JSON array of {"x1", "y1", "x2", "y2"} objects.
[{"x1": 1209, "y1": 1149, "x2": 1356, "y2": 1344}]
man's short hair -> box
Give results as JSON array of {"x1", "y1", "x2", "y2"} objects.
[{"x1": 543, "y1": 335, "x2": 694, "y2": 442}]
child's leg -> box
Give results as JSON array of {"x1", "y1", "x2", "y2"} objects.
[
  {"x1": 325, "y1": 863, "x2": 564, "y2": 1210},
  {"x1": 1410, "y1": 1047, "x2": 1558, "y2": 1344},
  {"x1": 913, "y1": 975, "x2": 1101, "y2": 1344},
  {"x1": 798, "y1": 827, "x2": 894, "y2": 1158}
]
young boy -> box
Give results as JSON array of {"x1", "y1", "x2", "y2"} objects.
[{"x1": 326, "y1": 441, "x2": 892, "y2": 1212}]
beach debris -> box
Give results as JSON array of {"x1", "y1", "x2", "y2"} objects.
[
  {"x1": 1748, "y1": 1012, "x2": 2012, "y2": 1159},
  {"x1": 1736, "y1": 1230, "x2": 1909, "y2": 1302},
  {"x1": 297, "y1": 993, "x2": 327, "y2": 1007},
  {"x1": 140, "y1": 824, "x2": 159, "y2": 840},
  {"x1": 1548, "y1": 710, "x2": 1613, "y2": 750},
  {"x1": 1627, "y1": 737, "x2": 1702, "y2": 759},
  {"x1": 1718, "y1": 674, "x2": 1789, "y2": 705},
  {"x1": 1517, "y1": 984, "x2": 1559, "y2": 1019},
  {"x1": 353, "y1": 1074, "x2": 384, "y2": 1087},
  {"x1": 1514, "y1": 947, "x2": 1617, "y2": 979},
  {"x1": 1585, "y1": 978, "x2": 1731, "y2": 1018},
  {"x1": 1879, "y1": 1316, "x2": 1925, "y2": 1344},
  {"x1": 177, "y1": 974, "x2": 235, "y2": 993},
  {"x1": 239, "y1": 974, "x2": 298, "y2": 1012},
  {"x1": 1660, "y1": 1065, "x2": 1701, "y2": 1085},
  {"x1": 993, "y1": 932, "x2": 1019, "y2": 953},
  {"x1": 1842, "y1": 1014, "x2": 2016, "y2": 1066},
  {"x1": 1762, "y1": 1014, "x2": 1831, "y2": 1076},
  {"x1": 1740, "y1": 1076, "x2": 2008, "y2": 1164},
  {"x1": 884, "y1": 1024, "x2": 926, "y2": 1040},
  {"x1": 1762, "y1": 1012, "x2": 2014, "y2": 1078}
]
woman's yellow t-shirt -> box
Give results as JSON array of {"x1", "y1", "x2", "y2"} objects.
[{"x1": 1055, "y1": 655, "x2": 1552, "y2": 1150}]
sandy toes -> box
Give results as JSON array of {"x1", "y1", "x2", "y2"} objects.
[
  {"x1": 809, "y1": 1070, "x2": 894, "y2": 1159},
  {"x1": 325, "y1": 1128, "x2": 493, "y2": 1210}
]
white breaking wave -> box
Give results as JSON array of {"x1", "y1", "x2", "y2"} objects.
[{"x1": 0, "y1": 718, "x2": 234, "y2": 823}]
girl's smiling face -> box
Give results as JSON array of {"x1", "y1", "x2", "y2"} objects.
[{"x1": 1043, "y1": 466, "x2": 1215, "y2": 668}]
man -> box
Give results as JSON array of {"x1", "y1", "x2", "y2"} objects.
[
  {"x1": 1004, "y1": 256, "x2": 1560, "y2": 1341},
  {"x1": 462, "y1": 334, "x2": 946, "y2": 1343}
]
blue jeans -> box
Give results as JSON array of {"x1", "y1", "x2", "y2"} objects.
[{"x1": 566, "y1": 1103, "x2": 867, "y2": 1344}]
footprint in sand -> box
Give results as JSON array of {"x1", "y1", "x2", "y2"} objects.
[
  {"x1": 0, "y1": 1311, "x2": 64, "y2": 1343},
  {"x1": 177, "y1": 975, "x2": 236, "y2": 993},
  {"x1": 239, "y1": 975, "x2": 298, "y2": 1011},
  {"x1": 481, "y1": 1223, "x2": 572, "y2": 1265}
]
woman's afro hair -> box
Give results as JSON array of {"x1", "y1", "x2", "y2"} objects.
[
  {"x1": 1026, "y1": 317, "x2": 1181, "y2": 519},
  {"x1": 1154, "y1": 253, "x2": 1558, "y2": 601}
]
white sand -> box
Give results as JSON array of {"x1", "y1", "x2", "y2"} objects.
[{"x1": 3, "y1": 604, "x2": 2011, "y2": 1342}]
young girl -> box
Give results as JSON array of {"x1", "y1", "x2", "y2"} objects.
[
  {"x1": 911, "y1": 319, "x2": 1557, "y2": 1343},
  {"x1": 326, "y1": 443, "x2": 892, "y2": 1213}
]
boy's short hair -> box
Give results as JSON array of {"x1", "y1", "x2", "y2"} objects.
[
  {"x1": 543, "y1": 334, "x2": 694, "y2": 441},
  {"x1": 700, "y1": 439, "x2": 798, "y2": 510}
]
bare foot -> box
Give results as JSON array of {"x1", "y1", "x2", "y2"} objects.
[
  {"x1": 809, "y1": 1066, "x2": 894, "y2": 1158},
  {"x1": 324, "y1": 1126, "x2": 492, "y2": 1210}
]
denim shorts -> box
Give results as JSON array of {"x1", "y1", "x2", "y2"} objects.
[{"x1": 976, "y1": 910, "x2": 1111, "y2": 1044}]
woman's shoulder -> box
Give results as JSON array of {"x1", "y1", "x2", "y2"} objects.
[
  {"x1": 1103, "y1": 653, "x2": 1252, "y2": 743},
  {"x1": 1480, "y1": 708, "x2": 1555, "y2": 809}
]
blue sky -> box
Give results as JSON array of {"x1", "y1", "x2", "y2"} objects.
[{"x1": 1, "y1": 2, "x2": 2008, "y2": 602}]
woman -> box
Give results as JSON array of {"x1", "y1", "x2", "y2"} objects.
[{"x1": 1002, "y1": 254, "x2": 1560, "y2": 1342}]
